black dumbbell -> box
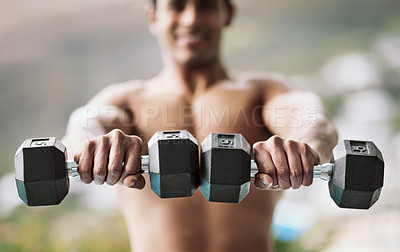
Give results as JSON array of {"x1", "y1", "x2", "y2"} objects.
[
  {"x1": 200, "y1": 133, "x2": 384, "y2": 209},
  {"x1": 15, "y1": 130, "x2": 200, "y2": 206}
]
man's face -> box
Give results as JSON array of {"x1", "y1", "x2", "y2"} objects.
[{"x1": 147, "y1": 0, "x2": 233, "y2": 68}]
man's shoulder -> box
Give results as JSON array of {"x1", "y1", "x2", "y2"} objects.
[
  {"x1": 87, "y1": 79, "x2": 147, "y2": 106},
  {"x1": 231, "y1": 71, "x2": 294, "y2": 97},
  {"x1": 236, "y1": 71, "x2": 292, "y2": 87},
  {"x1": 100, "y1": 79, "x2": 147, "y2": 97}
]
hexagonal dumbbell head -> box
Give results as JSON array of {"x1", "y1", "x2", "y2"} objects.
[
  {"x1": 148, "y1": 130, "x2": 200, "y2": 198},
  {"x1": 15, "y1": 138, "x2": 69, "y2": 206},
  {"x1": 200, "y1": 133, "x2": 251, "y2": 203},
  {"x1": 329, "y1": 140, "x2": 384, "y2": 209}
]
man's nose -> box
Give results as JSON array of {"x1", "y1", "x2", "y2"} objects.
[{"x1": 180, "y1": 3, "x2": 200, "y2": 27}]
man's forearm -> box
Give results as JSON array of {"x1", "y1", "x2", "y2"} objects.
[
  {"x1": 62, "y1": 107, "x2": 107, "y2": 159},
  {"x1": 263, "y1": 92, "x2": 338, "y2": 163},
  {"x1": 61, "y1": 105, "x2": 134, "y2": 158},
  {"x1": 285, "y1": 112, "x2": 338, "y2": 163}
]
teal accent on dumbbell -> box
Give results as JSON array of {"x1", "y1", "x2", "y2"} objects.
[
  {"x1": 200, "y1": 133, "x2": 384, "y2": 209},
  {"x1": 15, "y1": 130, "x2": 200, "y2": 206}
]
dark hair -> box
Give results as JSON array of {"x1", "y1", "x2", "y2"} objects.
[{"x1": 151, "y1": 0, "x2": 231, "y2": 7}]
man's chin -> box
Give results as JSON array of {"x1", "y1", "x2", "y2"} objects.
[{"x1": 176, "y1": 53, "x2": 218, "y2": 69}]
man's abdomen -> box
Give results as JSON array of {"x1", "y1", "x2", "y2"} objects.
[{"x1": 116, "y1": 175, "x2": 279, "y2": 252}]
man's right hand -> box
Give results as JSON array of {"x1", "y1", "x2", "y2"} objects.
[{"x1": 73, "y1": 129, "x2": 145, "y2": 189}]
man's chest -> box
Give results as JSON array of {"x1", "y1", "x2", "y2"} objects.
[{"x1": 127, "y1": 86, "x2": 271, "y2": 151}]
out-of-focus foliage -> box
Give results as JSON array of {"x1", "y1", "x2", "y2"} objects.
[{"x1": 0, "y1": 196, "x2": 130, "y2": 252}]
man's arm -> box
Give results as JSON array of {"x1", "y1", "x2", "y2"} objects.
[
  {"x1": 262, "y1": 90, "x2": 338, "y2": 163},
  {"x1": 62, "y1": 82, "x2": 136, "y2": 156},
  {"x1": 61, "y1": 82, "x2": 145, "y2": 188},
  {"x1": 251, "y1": 74, "x2": 338, "y2": 190}
]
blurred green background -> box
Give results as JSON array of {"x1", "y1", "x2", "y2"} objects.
[{"x1": 1, "y1": 0, "x2": 399, "y2": 251}]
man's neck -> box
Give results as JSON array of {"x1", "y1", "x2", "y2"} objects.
[{"x1": 157, "y1": 59, "x2": 229, "y2": 96}]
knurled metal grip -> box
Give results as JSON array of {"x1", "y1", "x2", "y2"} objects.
[
  {"x1": 250, "y1": 161, "x2": 334, "y2": 181},
  {"x1": 65, "y1": 156, "x2": 150, "y2": 178}
]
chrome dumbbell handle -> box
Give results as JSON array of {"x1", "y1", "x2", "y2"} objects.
[
  {"x1": 66, "y1": 156, "x2": 333, "y2": 181},
  {"x1": 66, "y1": 155, "x2": 150, "y2": 178},
  {"x1": 250, "y1": 161, "x2": 333, "y2": 181}
]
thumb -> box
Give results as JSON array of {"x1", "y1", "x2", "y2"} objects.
[
  {"x1": 255, "y1": 173, "x2": 274, "y2": 190},
  {"x1": 122, "y1": 174, "x2": 146, "y2": 189}
]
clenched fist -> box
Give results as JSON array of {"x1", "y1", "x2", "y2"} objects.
[
  {"x1": 253, "y1": 135, "x2": 320, "y2": 190},
  {"x1": 74, "y1": 129, "x2": 145, "y2": 189}
]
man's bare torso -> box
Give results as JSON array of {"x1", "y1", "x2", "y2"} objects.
[{"x1": 112, "y1": 74, "x2": 283, "y2": 252}]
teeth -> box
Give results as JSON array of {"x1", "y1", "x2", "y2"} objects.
[
  {"x1": 181, "y1": 36, "x2": 201, "y2": 40},
  {"x1": 176, "y1": 33, "x2": 205, "y2": 46},
  {"x1": 178, "y1": 34, "x2": 203, "y2": 39}
]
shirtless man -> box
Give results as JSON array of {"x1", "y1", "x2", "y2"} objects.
[{"x1": 61, "y1": 0, "x2": 338, "y2": 251}]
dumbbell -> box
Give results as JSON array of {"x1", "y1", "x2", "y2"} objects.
[
  {"x1": 15, "y1": 130, "x2": 200, "y2": 206},
  {"x1": 200, "y1": 133, "x2": 384, "y2": 209}
]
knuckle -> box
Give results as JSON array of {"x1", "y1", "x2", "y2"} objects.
[
  {"x1": 132, "y1": 135, "x2": 143, "y2": 144},
  {"x1": 85, "y1": 140, "x2": 96, "y2": 151},
  {"x1": 93, "y1": 166, "x2": 106, "y2": 177},
  {"x1": 78, "y1": 162, "x2": 90, "y2": 173},
  {"x1": 108, "y1": 162, "x2": 122, "y2": 175},
  {"x1": 252, "y1": 142, "x2": 263, "y2": 152},
  {"x1": 98, "y1": 135, "x2": 109, "y2": 146},
  {"x1": 110, "y1": 128, "x2": 123, "y2": 135},
  {"x1": 285, "y1": 139, "x2": 296, "y2": 149},
  {"x1": 126, "y1": 158, "x2": 141, "y2": 173},
  {"x1": 266, "y1": 136, "x2": 282, "y2": 150},
  {"x1": 124, "y1": 165, "x2": 137, "y2": 174},
  {"x1": 116, "y1": 134, "x2": 126, "y2": 146},
  {"x1": 109, "y1": 129, "x2": 125, "y2": 143},
  {"x1": 299, "y1": 143, "x2": 310, "y2": 155},
  {"x1": 277, "y1": 167, "x2": 289, "y2": 178},
  {"x1": 113, "y1": 128, "x2": 124, "y2": 137},
  {"x1": 79, "y1": 167, "x2": 88, "y2": 176},
  {"x1": 290, "y1": 168, "x2": 301, "y2": 178},
  {"x1": 303, "y1": 163, "x2": 313, "y2": 174},
  {"x1": 130, "y1": 136, "x2": 143, "y2": 149},
  {"x1": 271, "y1": 135, "x2": 282, "y2": 143}
]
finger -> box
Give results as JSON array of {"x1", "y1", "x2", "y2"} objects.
[
  {"x1": 253, "y1": 144, "x2": 278, "y2": 187},
  {"x1": 119, "y1": 137, "x2": 142, "y2": 185},
  {"x1": 284, "y1": 141, "x2": 303, "y2": 189},
  {"x1": 270, "y1": 145, "x2": 291, "y2": 190},
  {"x1": 73, "y1": 140, "x2": 87, "y2": 164},
  {"x1": 93, "y1": 136, "x2": 110, "y2": 185},
  {"x1": 287, "y1": 151, "x2": 303, "y2": 189},
  {"x1": 299, "y1": 144, "x2": 316, "y2": 186},
  {"x1": 73, "y1": 147, "x2": 83, "y2": 164},
  {"x1": 77, "y1": 141, "x2": 95, "y2": 183},
  {"x1": 311, "y1": 148, "x2": 321, "y2": 165},
  {"x1": 106, "y1": 137, "x2": 125, "y2": 185}
]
